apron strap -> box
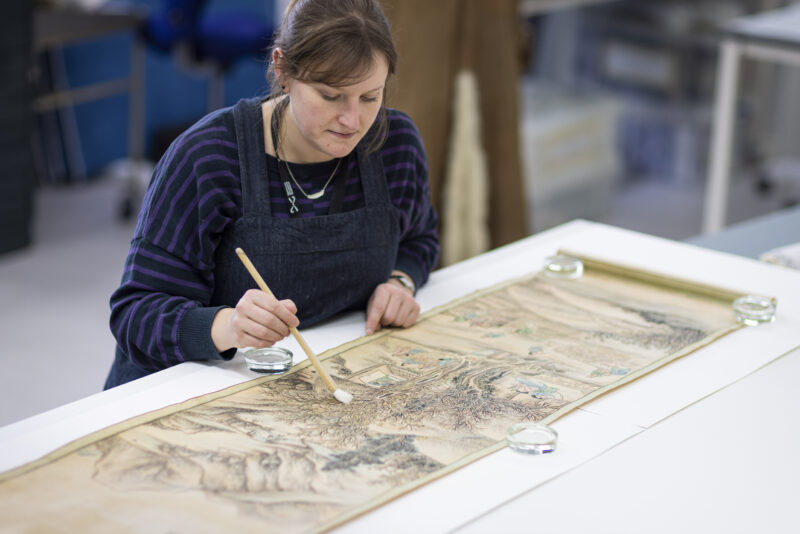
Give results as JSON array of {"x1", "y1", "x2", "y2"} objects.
[
  {"x1": 233, "y1": 98, "x2": 272, "y2": 216},
  {"x1": 356, "y1": 123, "x2": 390, "y2": 206},
  {"x1": 328, "y1": 159, "x2": 348, "y2": 215}
]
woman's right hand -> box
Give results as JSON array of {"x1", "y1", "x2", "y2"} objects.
[{"x1": 211, "y1": 289, "x2": 299, "y2": 352}]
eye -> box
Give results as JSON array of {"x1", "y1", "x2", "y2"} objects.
[
  {"x1": 361, "y1": 96, "x2": 379, "y2": 103},
  {"x1": 320, "y1": 92, "x2": 339, "y2": 102}
]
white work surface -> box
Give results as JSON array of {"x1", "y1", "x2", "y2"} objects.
[{"x1": 2, "y1": 220, "x2": 799, "y2": 533}]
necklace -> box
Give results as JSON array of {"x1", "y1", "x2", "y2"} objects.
[
  {"x1": 280, "y1": 156, "x2": 341, "y2": 200},
  {"x1": 270, "y1": 101, "x2": 342, "y2": 200}
]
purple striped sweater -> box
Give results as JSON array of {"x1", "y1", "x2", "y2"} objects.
[{"x1": 109, "y1": 103, "x2": 439, "y2": 374}]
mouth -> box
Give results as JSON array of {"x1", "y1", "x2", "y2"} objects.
[{"x1": 329, "y1": 130, "x2": 357, "y2": 139}]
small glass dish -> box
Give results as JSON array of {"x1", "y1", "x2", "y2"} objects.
[
  {"x1": 243, "y1": 347, "x2": 293, "y2": 374},
  {"x1": 732, "y1": 295, "x2": 776, "y2": 326},
  {"x1": 543, "y1": 254, "x2": 584, "y2": 279},
  {"x1": 506, "y1": 422, "x2": 558, "y2": 455}
]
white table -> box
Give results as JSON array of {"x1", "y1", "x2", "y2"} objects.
[
  {"x1": 2, "y1": 220, "x2": 799, "y2": 533},
  {"x1": 703, "y1": 2, "x2": 800, "y2": 234},
  {"x1": 457, "y1": 345, "x2": 800, "y2": 534}
]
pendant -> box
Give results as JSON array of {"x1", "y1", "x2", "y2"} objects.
[{"x1": 306, "y1": 189, "x2": 325, "y2": 200}]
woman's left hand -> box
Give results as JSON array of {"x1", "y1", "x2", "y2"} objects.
[{"x1": 365, "y1": 280, "x2": 420, "y2": 335}]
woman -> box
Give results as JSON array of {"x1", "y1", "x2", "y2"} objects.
[{"x1": 105, "y1": 0, "x2": 439, "y2": 388}]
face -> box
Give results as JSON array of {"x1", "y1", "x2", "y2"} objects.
[{"x1": 281, "y1": 51, "x2": 389, "y2": 163}]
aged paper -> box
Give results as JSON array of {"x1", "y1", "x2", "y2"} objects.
[{"x1": 0, "y1": 258, "x2": 743, "y2": 533}]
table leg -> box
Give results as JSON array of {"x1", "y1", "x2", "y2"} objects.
[
  {"x1": 703, "y1": 39, "x2": 741, "y2": 235},
  {"x1": 119, "y1": 34, "x2": 147, "y2": 219},
  {"x1": 128, "y1": 34, "x2": 145, "y2": 162}
]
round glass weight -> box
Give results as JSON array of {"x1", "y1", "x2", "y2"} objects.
[
  {"x1": 543, "y1": 254, "x2": 584, "y2": 279},
  {"x1": 506, "y1": 422, "x2": 558, "y2": 455},
  {"x1": 244, "y1": 347, "x2": 293, "y2": 374},
  {"x1": 732, "y1": 295, "x2": 776, "y2": 326}
]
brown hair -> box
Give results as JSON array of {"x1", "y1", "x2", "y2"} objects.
[{"x1": 268, "y1": 0, "x2": 397, "y2": 153}]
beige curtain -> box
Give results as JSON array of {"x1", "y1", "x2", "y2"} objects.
[
  {"x1": 441, "y1": 70, "x2": 489, "y2": 265},
  {"x1": 380, "y1": 0, "x2": 528, "y2": 261}
]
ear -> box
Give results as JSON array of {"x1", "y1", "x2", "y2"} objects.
[
  {"x1": 271, "y1": 48, "x2": 283, "y2": 68},
  {"x1": 272, "y1": 48, "x2": 287, "y2": 88}
]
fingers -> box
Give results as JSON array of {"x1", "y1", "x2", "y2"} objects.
[
  {"x1": 365, "y1": 287, "x2": 388, "y2": 335},
  {"x1": 280, "y1": 299, "x2": 298, "y2": 315},
  {"x1": 366, "y1": 283, "x2": 420, "y2": 335},
  {"x1": 268, "y1": 298, "x2": 299, "y2": 328},
  {"x1": 396, "y1": 297, "x2": 419, "y2": 328},
  {"x1": 385, "y1": 294, "x2": 419, "y2": 328},
  {"x1": 232, "y1": 290, "x2": 299, "y2": 348}
]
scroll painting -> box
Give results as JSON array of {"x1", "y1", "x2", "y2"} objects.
[{"x1": 0, "y1": 256, "x2": 744, "y2": 533}]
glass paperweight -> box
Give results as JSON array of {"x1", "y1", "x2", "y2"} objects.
[
  {"x1": 506, "y1": 422, "x2": 558, "y2": 455},
  {"x1": 732, "y1": 295, "x2": 776, "y2": 326},
  {"x1": 543, "y1": 254, "x2": 583, "y2": 279},
  {"x1": 243, "y1": 347, "x2": 293, "y2": 374}
]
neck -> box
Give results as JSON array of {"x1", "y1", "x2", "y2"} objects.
[{"x1": 269, "y1": 97, "x2": 334, "y2": 164}]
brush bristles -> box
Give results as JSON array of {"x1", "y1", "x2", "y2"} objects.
[{"x1": 333, "y1": 389, "x2": 353, "y2": 404}]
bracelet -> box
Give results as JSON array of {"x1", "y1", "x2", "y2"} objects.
[{"x1": 389, "y1": 274, "x2": 416, "y2": 296}]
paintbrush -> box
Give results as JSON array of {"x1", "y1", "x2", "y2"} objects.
[{"x1": 235, "y1": 247, "x2": 354, "y2": 404}]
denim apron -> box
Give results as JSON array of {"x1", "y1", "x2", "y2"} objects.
[
  {"x1": 212, "y1": 98, "x2": 400, "y2": 326},
  {"x1": 106, "y1": 98, "x2": 400, "y2": 388}
]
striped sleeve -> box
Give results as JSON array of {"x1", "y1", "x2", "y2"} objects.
[
  {"x1": 109, "y1": 111, "x2": 242, "y2": 372},
  {"x1": 382, "y1": 110, "x2": 439, "y2": 287}
]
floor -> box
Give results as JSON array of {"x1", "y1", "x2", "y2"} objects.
[
  {"x1": 0, "y1": 170, "x2": 791, "y2": 428},
  {"x1": 0, "y1": 178, "x2": 136, "y2": 427}
]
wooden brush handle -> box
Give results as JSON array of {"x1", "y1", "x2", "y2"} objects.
[{"x1": 235, "y1": 247, "x2": 337, "y2": 392}]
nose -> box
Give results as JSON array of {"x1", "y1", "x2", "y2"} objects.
[{"x1": 338, "y1": 99, "x2": 359, "y2": 131}]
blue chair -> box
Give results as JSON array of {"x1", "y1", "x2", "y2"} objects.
[
  {"x1": 142, "y1": 0, "x2": 275, "y2": 111},
  {"x1": 141, "y1": 0, "x2": 204, "y2": 52}
]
